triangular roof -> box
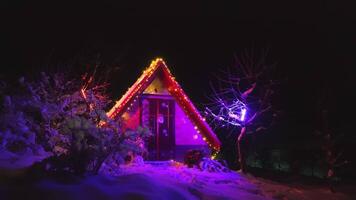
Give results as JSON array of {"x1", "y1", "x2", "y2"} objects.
[{"x1": 107, "y1": 58, "x2": 221, "y2": 150}]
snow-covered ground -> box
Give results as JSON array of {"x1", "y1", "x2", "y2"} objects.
[
  {"x1": 245, "y1": 174, "x2": 355, "y2": 200},
  {"x1": 112, "y1": 162, "x2": 267, "y2": 200},
  {"x1": 1, "y1": 161, "x2": 355, "y2": 200},
  {"x1": 109, "y1": 162, "x2": 354, "y2": 200}
]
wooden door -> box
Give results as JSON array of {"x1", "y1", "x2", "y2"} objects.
[{"x1": 141, "y1": 95, "x2": 175, "y2": 160}]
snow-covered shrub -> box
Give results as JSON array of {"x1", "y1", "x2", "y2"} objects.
[
  {"x1": 199, "y1": 157, "x2": 230, "y2": 173},
  {"x1": 183, "y1": 149, "x2": 230, "y2": 172},
  {"x1": 184, "y1": 149, "x2": 205, "y2": 168},
  {"x1": 0, "y1": 71, "x2": 151, "y2": 175},
  {"x1": 0, "y1": 94, "x2": 52, "y2": 169},
  {"x1": 99, "y1": 126, "x2": 151, "y2": 175}
]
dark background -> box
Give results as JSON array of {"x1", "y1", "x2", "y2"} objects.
[{"x1": 1, "y1": 1, "x2": 355, "y2": 174}]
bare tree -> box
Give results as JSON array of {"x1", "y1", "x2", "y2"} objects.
[
  {"x1": 315, "y1": 87, "x2": 348, "y2": 192},
  {"x1": 205, "y1": 49, "x2": 280, "y2": 172}
]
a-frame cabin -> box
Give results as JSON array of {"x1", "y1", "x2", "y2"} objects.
[{"x1": 107, "y1": 58, "x2": 221, "y2": 161}]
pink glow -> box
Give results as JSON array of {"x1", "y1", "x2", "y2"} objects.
[{"x1": 121, "y1": 102, "x2": 141, "y2": 131}]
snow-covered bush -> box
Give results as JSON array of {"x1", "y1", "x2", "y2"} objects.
[
  {"x1": 0, "y1": 94, "x2": 52, "y2": 169},
  {"x1": 183, "y1": 150, "x2": 230, "y2": 172},
  {"x1": 0, "y1": 72, "x2": 151, "y2": 175},
  {"x1": 99, "y1": 127, "x2": 151, "y2": 175},
  {"x1": 184, "y1": 149, "x2": 205, "y2": 168},
  {"x1": 199, "y1": 157, "x2": 230, "y2": 173}
]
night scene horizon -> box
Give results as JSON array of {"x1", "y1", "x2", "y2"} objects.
[{"x1": 0, "y1": 1, "x2": 355, "y2": 200}]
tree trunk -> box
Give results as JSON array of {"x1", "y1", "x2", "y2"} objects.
[{"x1": 237, "y1": 127, "x2": 246, "y2": 173}]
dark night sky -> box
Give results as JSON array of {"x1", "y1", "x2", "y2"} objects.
[{"x1": 1, "y1": 1, "x2": 355, "y2": 142}]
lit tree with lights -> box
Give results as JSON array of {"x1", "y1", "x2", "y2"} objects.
[{"x1": 205, "y1": 49, "x2": 280, "y2": 172}]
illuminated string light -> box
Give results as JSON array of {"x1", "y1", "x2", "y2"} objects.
[
  {"x1": 106, "y1": 58, "x2": 221, "y2": 151},
  {"x1": 205, "y1": 98, "x2": 248, "y2": 127}
]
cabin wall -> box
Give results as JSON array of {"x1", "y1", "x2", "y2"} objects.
[
  {"x1": 120, "y1": 100, "x2": 141, "y2": 131},
  {"x1": 174, "y1": 102, "x2": 210, "y2": 161},
  {"x1": 119, "y1": 69, "x2": 213, "y2": 161},
  {"x1": 143, "y1": 72, "x2": 169, "y2": 95},
  {"x1": 175, "y1": 103, "x2": 206, "y2": 145},
  {"x1": 120, "y1": 98, "x2": 211, "y2": 161},
  {"x1": 143, "y1": 73, "x2": 210, "y2": 159},
  {"x1": 143, "y1": 71, "x2": 207, "y2": 145}
]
